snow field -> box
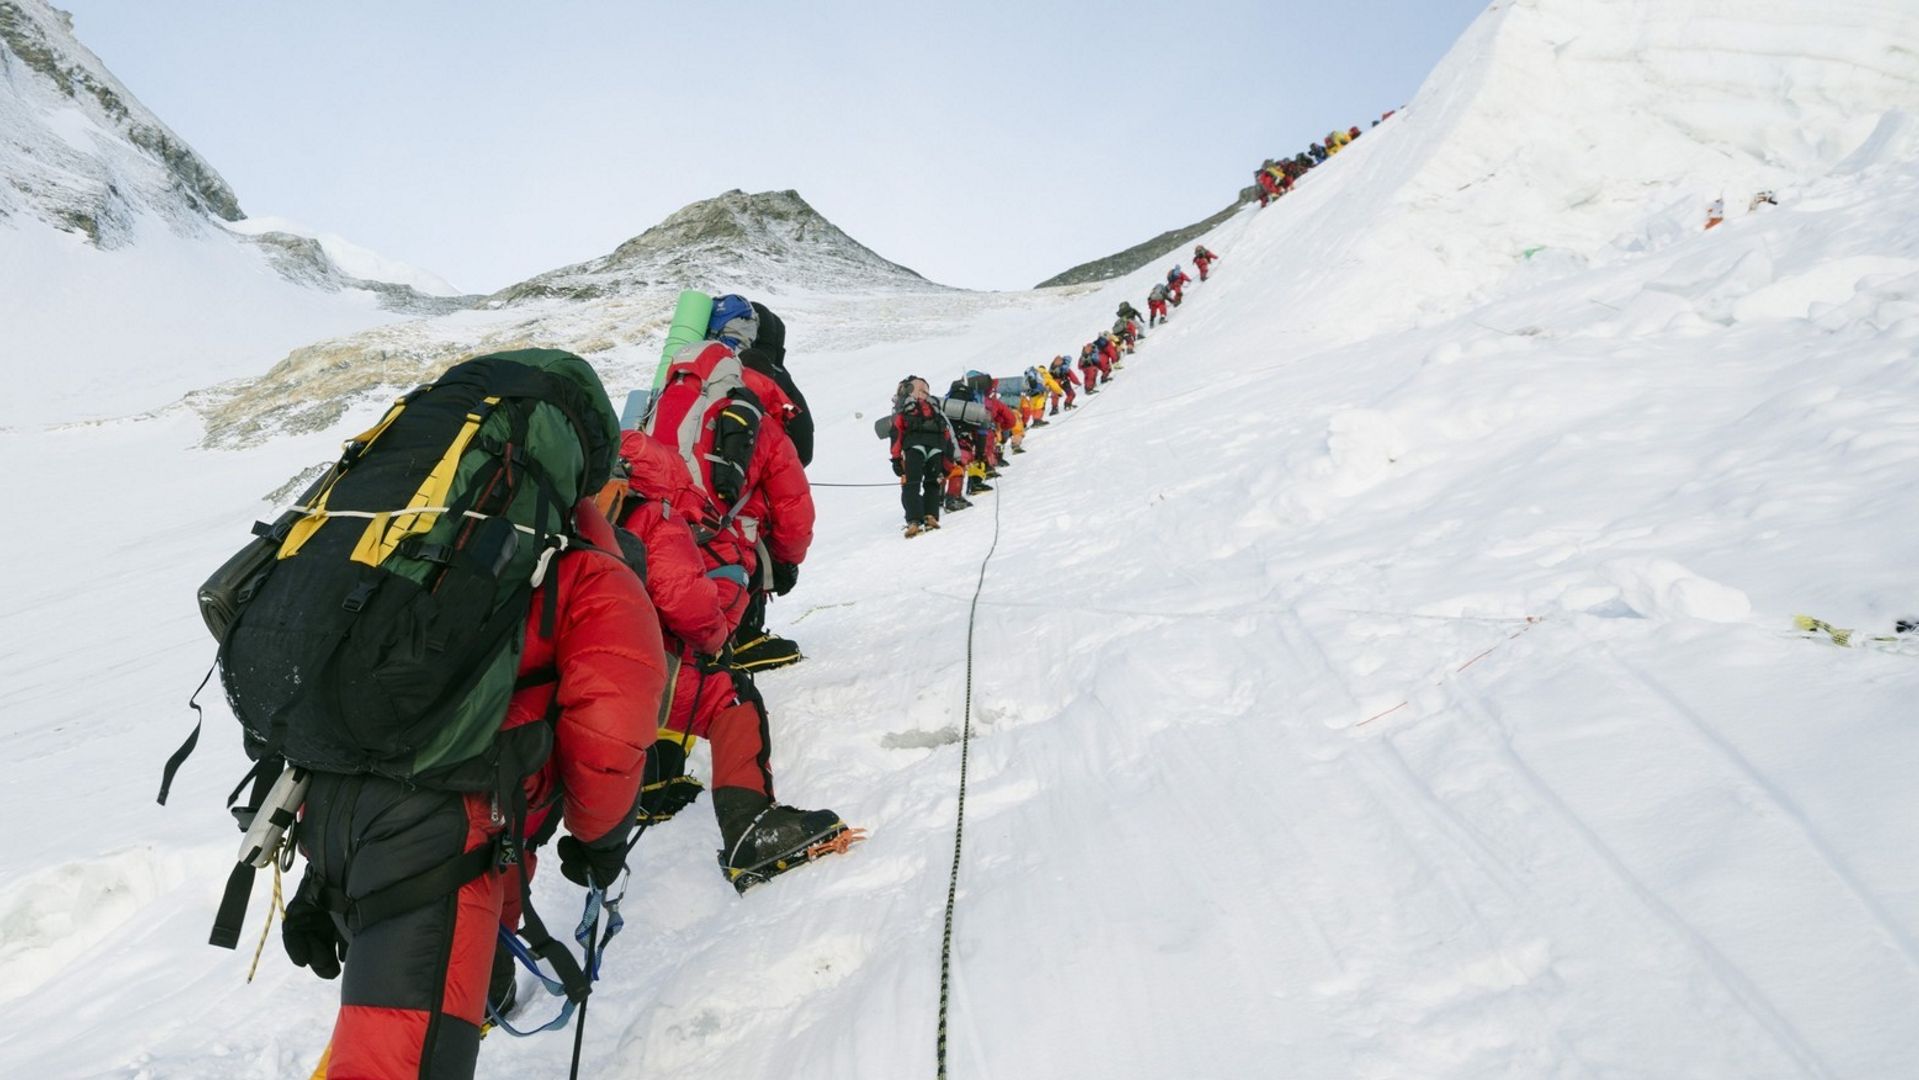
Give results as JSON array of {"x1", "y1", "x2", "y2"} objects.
[{"x1": 4, "y1": 0, "x2": 1919, "y2": 1075}]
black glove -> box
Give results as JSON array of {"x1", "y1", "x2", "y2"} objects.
[
  {"x1": 771, "y1": 560, "x2": 799, "y2": 596},
  {"x1": 636, "y1": 738, "x2": 705, "y2": 824},
  {"x1": 891, "y1": 457, "x2": 905, "y2": 477},
  {"x1": 283, "y1": 875, "x2": 346, "y2": 980},
  {"x1": 556, "y1": 833, "x2": 628, "y2": 890}
]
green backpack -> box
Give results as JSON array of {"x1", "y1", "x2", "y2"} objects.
[{"x1": 176, "y1": 348, "x2": 620, "y2": 797}]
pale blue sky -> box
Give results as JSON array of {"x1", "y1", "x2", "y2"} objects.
[{"x1": 58, "y1": 0, "x2": 1488, "y2": 292}]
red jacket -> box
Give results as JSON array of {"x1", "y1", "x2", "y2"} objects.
[
  {"x1": 617, "y1": 496, "x2": 730, "y2": 657},
  {"x1": 742, "y1": 420, "x2": 814, "y2": 567},
  {"x1": 509, "y1": 502, "x2": 665, "y2": 845},
  {"x1": 740, "y1": 365, "x2": 798, "y2": 433},
  {"x1": 984, "y1": 396, "x2": 1019, "y2": 434},
  {"x1": 620, "y1": 428, "x2": 752, "y2": 632}
]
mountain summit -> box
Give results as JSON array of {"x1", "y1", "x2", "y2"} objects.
[{"x1": 498, "y1": 188, "x2": 943, "y2": 303}]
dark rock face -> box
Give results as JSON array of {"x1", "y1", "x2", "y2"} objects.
[
  {"x1": 1, "y1": 0, "x2": 245, "y2": 231},
  {"x1": 1035, "y1": 196, "x2": 1252, "y2": 289}
]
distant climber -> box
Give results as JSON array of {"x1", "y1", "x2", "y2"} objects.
[
  {"x1": 1255, "y1": 165, "x2": 1281, "y2": 207},
  {"x1": 1048, "y1": 353, "x2": 1080, "y2": 413},
  {"x1": 1076, "y1": 342, "x2": 1103, "y2": 394},
  {"x1": 1147, "y1": 282, "x2": 1170, "y2": 327},
  {"x1": 1166, "y1": 265, "x2": 1190, "y2": 306},
  {"x1": 889, "y1": 376, "x2": 958, "y2": 538},
  {"x1": 1193, "y1": 245, "x2": 1218, "y2": 281},
  {"x1": 1706, "y1": 197, "x2": 1726, "y2": 230}
]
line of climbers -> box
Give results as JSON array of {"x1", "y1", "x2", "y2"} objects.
[
  {"x1": 884, "y1": 247, "x2": 1219, "y2": 538},
  {"x1": 177, "y1": 295, "x2": 858, "y2": 1078},
  {"x1": 1252, "y1": 110, "x2": 1397, "y2": 207}
]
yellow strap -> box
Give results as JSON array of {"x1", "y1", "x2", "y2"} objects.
[
  {"x1": 656, "y1": 725, "x2": 699, "y2": 752},
  {"x1": 350, "y1": 397, "x2": 499, "y2": 568},
  {"x1": 309, "y1": 1042, "x2": 331, "y2": 1080},
  {"x1": 279, "y1": 397, "x2": 411, "y2": 560}
]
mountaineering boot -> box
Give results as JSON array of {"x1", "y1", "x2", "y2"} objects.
[
  {"x1": 967, "y1": 478, "x2": 993, "y2": 495},
  {"x1": 922, "y1": 515, "x2": 941, "y2": 531},
  {"x1": 1011, "y1": 445, "x2": 1027, "y2": 454},
  {"x1": 904, "y1": 521, "x2": 924, "y2": 539},
  {"x1": 714, "y1": 788, "x2": 863, "y2": 894},
  {"x1": 944, "y1": 495, "x2": 971, "y2": 513},
  {"x1": 1031, "y1": 417, "x2": 1050, "y2": 427},
  {"x1": 732, "y1": 632, "x2": 803, "y2": 672},
  {"x1": 487, "y1": 944, "x2": 518, "y2": 1021},
  {"x1": 1063, "y1": 402, "x2": 1077, "y2": 410},
  {"x1": 636, "y1": 735, "x2": 704, "y2": 825},
  {"x1": 982, "y1": 466, "x2": 1002, "y2": 479}
]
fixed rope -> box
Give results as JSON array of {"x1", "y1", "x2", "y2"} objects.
[{"x1": 936, "y1": 468, "x2": 1005, "y2": 1079}]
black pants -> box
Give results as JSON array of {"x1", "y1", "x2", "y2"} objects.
[
  {"x1": 901, "y1": 443, "x2": 947, "y2": 522},
  {"x1": 303, "y1": 774, "x2": 499, "y2": 1079}
]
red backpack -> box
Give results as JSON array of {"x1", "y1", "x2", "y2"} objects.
[{"x1": 645, "y1": 341, "x2": 763, "y2": 523}]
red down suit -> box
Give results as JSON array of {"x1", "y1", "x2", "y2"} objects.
[
  {"x1": 617, "y1": 429, "x2": 781, "y2": 796},
  {"x1": 306, "y1": 503, "x2": 665, "y2": 1080}
]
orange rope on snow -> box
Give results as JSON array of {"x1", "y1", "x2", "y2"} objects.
[{"x1": 1356, "y1": 616, "x2": 1544, "y2": 727}]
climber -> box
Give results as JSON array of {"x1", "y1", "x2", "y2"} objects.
[{"x1": 1193, "y1": 245, "x2": 1218, "y2": 281}]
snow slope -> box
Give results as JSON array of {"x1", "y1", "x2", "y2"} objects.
[
  {"x1": 225, "y1": 216, "x2": 464, "y2": 298},
  {"x1": 4, "y1": 0, "x2": 1919, "y2": 1077}
]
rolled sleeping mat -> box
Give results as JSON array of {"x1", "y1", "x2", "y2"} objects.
[
  {"x1": 652, "y1": 289, "x2": 714, "y2": 393},
  {"x1": 619, "y1": 388, "x2": 654, "y2": 430},
  {"x1": 941, "y1": 396, "x2": 989, "y2": 426},
  {"x1": 872, "y1": 396, "x2": 991, "y2": 439}
]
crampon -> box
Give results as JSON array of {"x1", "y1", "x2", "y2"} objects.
[{"x1": 723, "y1": 824, "x2": 867, "y2": 894}]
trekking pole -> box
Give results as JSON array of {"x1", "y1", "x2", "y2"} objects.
[{"x1": 569, "y1": 890, "x2": 602, "y2": 1080}]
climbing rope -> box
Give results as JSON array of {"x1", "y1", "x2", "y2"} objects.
[
  {"x1": 1355, "y1": 615, "x2": 1545, "y2": 727},
  {"x1": 935, "y1": 467, "x2": 1005, "y2": 1080},
  {"x1": 245, "y1": 861, "x2": 286, "y2": 983}
]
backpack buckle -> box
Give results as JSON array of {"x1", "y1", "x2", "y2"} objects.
[{"x1": 342, "y1": 580, "x2": 379, "y2": 613}]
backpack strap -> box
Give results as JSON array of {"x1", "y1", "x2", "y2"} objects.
[
  {"x1": 318, "y1": 843, "x2": 498, "y2": 935},
  {"x1": 497, "y1": 773, "x2": 592, "y2": 1004}
]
